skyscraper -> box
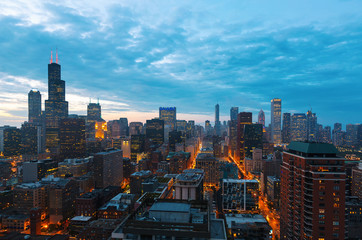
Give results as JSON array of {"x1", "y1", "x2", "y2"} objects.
[
  {"x1": 258, "y1": 109, "x2": 265, "y2": 127},
  {"x1": 237, "y1": 112, "x2": 252, "y2": 163},
  {"x1": 159, "y1": 107, "x2": 176, "y2": 130},
  {"x1": 230, "y1": 107, "x2": 238, "y2": 121},
  {"x1": 129, "y1": 122, "x2": 143, "y2": 136},
  {"x1": 332, "y1": 123, "x2": 344, "y2": 146},
  {"x1": 306, "y1": 110, "x2": 317, "y2": 142},
  {"x1": 28, "y1": 90, "x2": 41, "y2": 124},
  {"x1": 59, "y1": 117, "x2": 86, "y2": 159},
  {"x1": 270, "y1": 98, "x2": 281, "y2": 144},
  {"x1": 94, "y1": 149, "x2": 123, "y2": 189},
  {"x1": 215, "y1": 104, "x2": 221, "y2": 136},
  {"x1": 87, "y1": 103, "x2": 102, "y2": 122},
  {"x1": 282, "y1": 113, "x2": 291, "y2": 143},
  {"x1": 244, "y1": 123, "x2": 263, "y2": 159},
  {"x1": 45, "y1": 51, "x2": 69, "y2": 154},
  {"x1": 281, "y1": 142, "x2": 346, "y2": 240},
  {"x1": 146, "y1": 118, "x2": 164, "y2": 146},
  {"x1": 291, "y1": 113, "x2": 307, "y2": 141}
]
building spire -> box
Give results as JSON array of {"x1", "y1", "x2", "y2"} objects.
[
  {"x1": 50, "y1": 51, "x2": 53, "y2": 64},
  {"x1": 56, "y1": 48, "x2": 59, "y2": 64}
]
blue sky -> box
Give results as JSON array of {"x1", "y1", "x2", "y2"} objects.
[{"x1": 0, "y1": 0, "x2": 361, "y2": 128}]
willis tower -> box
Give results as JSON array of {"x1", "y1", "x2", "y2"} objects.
[{"x1": 45, "y1": 51, "x2": 68, "y2": 154}]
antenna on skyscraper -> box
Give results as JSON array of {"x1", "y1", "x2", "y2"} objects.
[
  {"x1": 97, "y1": 98, "x2": 99, "y2": 104},
  {"x1": 50, "y1": 51, "x2": 53, "y2": 64},
  {"x1": 56, "y1": 48, "x2": 59, "y2": 64},
  {"x1": 89, "y1": 97, "x2": 92, "y2": 103}
]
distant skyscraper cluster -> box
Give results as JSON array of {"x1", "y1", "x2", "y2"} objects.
[{"x1": 0, "y1": 53, "x2": 361, "y2": 240}]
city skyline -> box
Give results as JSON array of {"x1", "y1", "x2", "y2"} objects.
[{"x1": 1, "y1": 0, "x2": 362, "y2": 127}]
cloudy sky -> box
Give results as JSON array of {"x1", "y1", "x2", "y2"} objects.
[{"x1": 0, "y1": 0, "x2": 361, "y2": 128}]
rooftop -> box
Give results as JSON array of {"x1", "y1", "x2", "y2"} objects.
[
  {"x1": 222, "y1": 179, "x2": 258, "y2": 184},
  {"x1": 225, "y1": 214, "x2": 267, "y2": 225},
  {"x1": 149, "y1": 202, "x2": 191, "y2": 213},
  {"x1": 71, "y1": 216, "x2": 92, "y2": 222},
  {"x1": 287, "y1": 141, "x2": 338, "y2": 154}
]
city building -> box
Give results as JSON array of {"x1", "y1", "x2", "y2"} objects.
[
  {"x1": 230, "y1": 107, "x2": 239, "y2": 121},
  {"x1": 221, "y1": 179, "x2": 259, "y2": 212},
  {"x1": 224, "y1": 214, "x2": 271, "y2": 240},
  {"x1": 166, "y1": 151, "x2": 190, "y2": 174},
  {"x1": 94, "y1": 149, "x2": 123, "y2": 189},
  {"x1": 280, "y1": 142, "x2": 346, "y2": 240},
  {"x1": 306, "y1": 110, "x2": 317, "y2": 142},
  {"x1": 332, "y1": 123, "x2": 344, "y2": 146},
  {"x1": 87, "y1": 102, "x2": 102, "y2": 122},
  {"x1": 345, "y1": 124, "x2": 359, "y2": 147},
  {"x1": 215, "y1": 104, "x2": 221, "y2": 136},
  {"x1": 97, "y1": 193, "x2": 136, "y2": 219},
  {"x1": 243, "y1": 123, "x2": 263, "y2": 159},
  {"x1": 282, "y1": 113, "x2": 291, "y2": 143},
  {"x1": 75, "y1": 186, "x2": 122, "y2": 217},
  {"x1": 271, "y1": 98, "x2": 282, "y2": 144},
  {"x1": 112, "y1": 199, "x2": 227, "y2": 240},
  {"x1": 130, "y1": 170, "x2": 153, "y2": 196},
  {"x1": 236, "y1": 112, "x2": 252, "y2": 163},
  {"x1": 20, "y1": 122, "x2": 42, "y2": 156},
  {"x1": 130, "y1": 134, "x2": 145, "y2": 162},
  {"x1": 129, "y1": 122, "x2": 143, "y2": 136},
  {"x1": 159, "y1": 107, "x2": 176, "y2": 131},
  {"x1": 28, "y1": 89, "x2": 42, "y2": 124},
  {"x1": 45, "y1": 54, "x2": 69, "y2": 154},
  {"x1": 146, "y1": 118, "x2": 164, "y2": 146},
  {"x1": 41, "y1": 176, "x2": 78, "y2": 224},
  {"x1": 58, "y1": 157, "x2": 91, "y2": 178},
  {"x1": 13, "y1": 183, "x2": 48, "y2": 210},
  {"x1": 59, "y1": 117, "x2": 86, "y2": 159},
  {"x1": 0, "y1": 126, "x2": 21, "y2": 157},
  {"x1": 228, "y1": 120, "x2": 238, "y2": 158},
  {"x1": 258, "y1": 109, "x2": 265, "y2": 127},
  {"x1": 266, "y1": 176, "x2": 280, "y2": 209},
  {"x1": 174, "y1": 169, "x2": 204, "y2": 201},
  {"x1": 22, "y1": 159, "x2": 58, "y2": 183},
  {"x1": 351, "y1": 163, "x2": 362, "y2": 200},
  {"x1": 195, "y1": 153, "x2": 220, "y2": 186},
  {"x1": 290, "y1": 113, "x2": 307, "y2": 141},
  {"x1": 345, "y1": 197, "x2": 362, "y2": 240}
]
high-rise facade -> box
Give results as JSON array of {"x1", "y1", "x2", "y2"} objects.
[
  {"x1": 291, "y1": 113, "x2": 307, "y2": 141},
  {"x1": 345, "y1": 124, "x2": 358, "y2": 147},
  {"x1": 28, "y1": 90, "x2": 41, "y2": 124},
  {"x1": 45, "y1": 54, "x2": 69, "y2": 154},
  {"x1": 332, "y1": 123, "x2": 344, "y2": 146},
  {"x1": 258, "y1": 109, "x2": 265, "y2": 127},
  {"x1": 306, "y1": 110, "x2": 317, "y2": 142},
  {"x1": 94, "y1": 149, "x2": 123, "y2": 189},
  {"x1": 282, "y1": 113, "x2": 291, "y2": 143},
  {"x1": 271, "y1": 98, "x2": 282, "y2": 144},
  {"x1": 146, "y1": 118, "x2": 164, "y2": 146},
  {"x1": 159, "y1": 107, "x2": 176, "y2": 131},
  {"x1": 237, "y1": 112, "x2": 252, "y2": 163},
  {"x1": 230, "y1": 107, "x2": 238, "y2": 121},
  {"x1": 59, "y1": 117, "x2": 86, "y2": 159},
  {"x1": 87, "y1": 103, "x2": 102, "y2": 122},
  {"x1": 281, "y1": 142, "x2": 346, "y2": 240},
  {"x1": 129, "y1": 122, "x2": 143, "y2": 136},
  {"x1": 244, "y1": 123, "x2": 263, "y2": 159},
  {"x1": 215, "y1": 104, "x2": 221, "y2": 136}
]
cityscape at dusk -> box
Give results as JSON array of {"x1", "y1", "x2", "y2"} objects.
[{"x1": 0, "y1": 1, "x2": 361, "y2": 240}]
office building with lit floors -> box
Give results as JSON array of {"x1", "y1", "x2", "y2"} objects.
[{"x1": 280, "y1": 142, "x2": 346, "y2": 240}]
